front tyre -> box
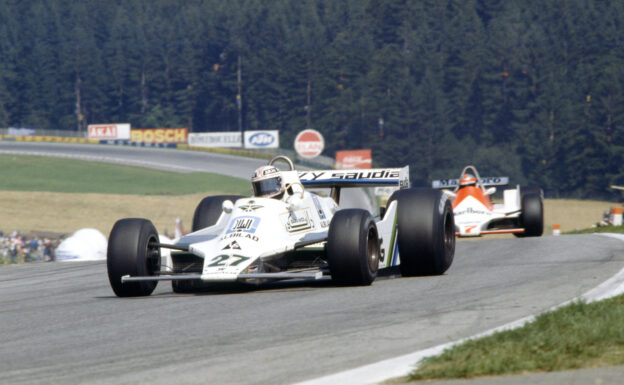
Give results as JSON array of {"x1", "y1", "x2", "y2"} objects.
[
  {"x1": 390, "y1": 188, "x2": 455, "y2": 276},
  {"x1": 327, "y1": 209, "x2": 380, "y2": 285},
  {"x1": 520, "y1": 193, "x2": 543, "y2": 237},
  {"x1": 107, "y1": 218, "x2": 160, "y2": 297}
]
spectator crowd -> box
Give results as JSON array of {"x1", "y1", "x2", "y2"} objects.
[{"x1": 0, "y1": 230, "x2": 58, "y2": 264}]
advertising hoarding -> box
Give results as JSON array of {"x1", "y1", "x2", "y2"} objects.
[
  {"x1": 188, "y1": 132, "x2": 242, "y2": 148},
  {"x1": 131, "y1": 128, "x2": 188, "y2": 143},
  {"x1": 244, "y1": 130, "x2": 279, "y2": 149},
  {"x1": 335, "y1": 149, "x2": 372, "y2": 169},
  {"x1": 88, "y1": 123, "x2": 131, "y2": 140}
]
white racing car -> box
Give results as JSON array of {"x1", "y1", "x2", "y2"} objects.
[
  {"x1": 432, "y1": 165, "x2": 543, "y2": 237},
  {"x1": 107, "y1": 156, "x2": 455, "y2": 297}
]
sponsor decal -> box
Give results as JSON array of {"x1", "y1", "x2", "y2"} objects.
[
  {"x1": 311, "y1": 195, "x2": 326, "y2": 220},
  {"x1": 220, "y1": 232, "x2": 259, "y2": 242},
  {"x1": 239, "y1": 200, "x2": 264, "y2": 212},
  {"x1": 294, "y1": 129, "x2": 324, "y2": 158},
  {"x1": 222, "y1": 241, "x2": 242, "y2": 250},
  {"x1": 226, "y1": 216, "x2": 260, "y2": 234},
  {"x1": 454, "y1": 207, "x2": 492, "y2": 216},
  {"x1": 281, "y1": 209, "x2": 314, "y2": 233},
  {"x1": 131, "y1": 128, "x2": 188, "y2": 143},
  {"x1": 298, "y1": 170, "x2": 400, "y2": 181},
  {"x1": 244, "y1": 130, "x2": 279, "y2": 149}
]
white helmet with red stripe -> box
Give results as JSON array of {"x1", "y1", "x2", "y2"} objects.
[
  {"x1": 251, "y1": 165, "x2": 285, "y2": 199},
  {"x1": 459, "y1": 173, "x2": 477, "y2": 187}
]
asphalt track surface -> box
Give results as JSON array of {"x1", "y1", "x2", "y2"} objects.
[{"x1": 1, "y1": 142, "x2": 624, "y2": 384}]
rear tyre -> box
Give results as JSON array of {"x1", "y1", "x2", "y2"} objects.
[
  {"x1": 172, "y1": 195, "x2": 243, "y2": 293},
  {"x1": 519, "y1": 193, "x2": 543, "y2": 237},
  {"x1": 107, "y1": 218, "x2": 160, "y2": 297},
  {"x1": 389, "y1": 188, "x2": 455, "y2": 276},
  {"x1": 327, "y1": 209, "x2": 380, "y2": 285}
]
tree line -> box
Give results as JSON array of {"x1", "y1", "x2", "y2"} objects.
[{"x1": 1, "y1": 0, "x2": 623, "y2": 199}]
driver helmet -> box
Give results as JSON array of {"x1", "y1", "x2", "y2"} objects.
[
  {"x1": 459, "y1": 173, "x2": 477, "y2": 187},
  {"x1": 251, "y1": 165, "x2": 285, "y2": 199}
]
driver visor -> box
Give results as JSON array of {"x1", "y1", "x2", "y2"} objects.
[{"x1": 253, "y1": 177, "x2": 281, "y2": 197}]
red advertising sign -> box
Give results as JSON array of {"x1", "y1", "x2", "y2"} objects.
[
  {"x1": 335, "y1": 149, "x2": 372, "y2": 169},
  {"x1": 294, "y1": 129, "x2": 324, "y2": 158},
  {"x1": 131, "y1": 128, "x2": 188, "y2": 143}
]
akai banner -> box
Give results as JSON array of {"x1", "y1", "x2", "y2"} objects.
[
  {"x1": 131, "y1": 128, "x2": 188, "y2": 143},
  {"x1": 335, "y1": 149, "x2": 372, "y2": 169},
  {"x1": 189, "y1": 132, "x2": 242, "y2": 148},
  {"x1": 88, "y1": 123, "x2": 131, "y2": 140}
]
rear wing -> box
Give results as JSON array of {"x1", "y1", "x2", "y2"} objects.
[
  {"x1": 298, "y1": 167, "x2": 410, "y2": 189},
  {"x1": 432, "y1": 176, "x2": 509, "y2": 189}
]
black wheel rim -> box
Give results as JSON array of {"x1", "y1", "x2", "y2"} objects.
[
  {"x1": 146, "y1": 236, "x2": 160, "y2": 275},
  {"x1": 367, "y1": 227, "x2": 379, "y2": 273}
]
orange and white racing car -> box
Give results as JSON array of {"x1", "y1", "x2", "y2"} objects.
[{"x1": 432, "y1": 165, "x2": 543, "y2": 237}]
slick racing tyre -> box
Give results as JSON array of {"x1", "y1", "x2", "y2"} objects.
[
  {"x1": 107, "y1": 218, "x2": 160, "y2": 297},
  {"x1": 519, "y1": 193, "x2": 544, "y2": 237},
  {"x1": 191, "y1": 195, "x2": 244, "y2": 231},
  {"x1": 327, "y1": 209, "x2": 380, "y2": 285},
  {"x1": 173, "y1": 195, "x2": 243, "y2": 293},
  {"x1": 389, "y1": 188, "x2": 455, "y2": 276}
]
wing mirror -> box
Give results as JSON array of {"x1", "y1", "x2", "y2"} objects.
[
  {"x1": 222, "y1": 200, "x2": 234, "y2": 213},
  {"x1": 484, "y1": 187, "x2": 496, "y2": 195}
]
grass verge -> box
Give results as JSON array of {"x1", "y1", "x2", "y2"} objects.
[
  {"x1": 0, "y1": 155, "x2": 251, "y2": 235},
  {"x1": 565, "y1": 225, "x2": 624, "y2": 234},
  {"x1": 407, "y1": 294, "x2": 624, "y2": 381},
  {"x1": 0, "y1": 154, "x2": 250, "y2": 195}
]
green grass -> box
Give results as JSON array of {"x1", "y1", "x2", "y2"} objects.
[
  {"x1": 0, "y1": 154, "x2": 250, "y2": 195},
  {"x1": 408, "y1": 294, "x2": 624, "y2": 381},
  {"x1": 565, "y1": 225, "x2": 624, "y2": 234}
]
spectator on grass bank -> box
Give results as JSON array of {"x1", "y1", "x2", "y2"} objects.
[{"x1": 43, "y1": 239, "x2": 55, "y2": 262}]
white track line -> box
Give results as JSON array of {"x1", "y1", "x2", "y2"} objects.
[{"x1": 295, "y1": 233, "x2": 624, "y2": 385}]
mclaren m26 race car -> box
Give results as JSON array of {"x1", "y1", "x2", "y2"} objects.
[
  {"x1": 106, "y1": 156, "x2": 455, "y2": 297},
  {"x1": 432, "y1": 165, "x2": 543, "y2": 238}
]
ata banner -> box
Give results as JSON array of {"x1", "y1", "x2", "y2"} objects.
[
  {"x1": 131, "y1": 128, "x2": 188, "y2": 143},
  {"x1": 88, "y1": 123, "x2": 131, "y2": 140},
  {"x1": 335, "y1": 149, "x2": 372, "y2": 169},
  {"x1": 188, "y1": 132, "x2": 242, "y2": 148},
  {"x1": 244, "y1": 130, "x2": 279, "y2": 149}
]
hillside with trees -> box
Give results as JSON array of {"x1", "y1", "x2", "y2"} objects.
[{"x1": 1, "y1": 0, "x2": 623, "y2": 199}]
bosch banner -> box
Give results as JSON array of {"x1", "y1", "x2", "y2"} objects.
[
  {"x1": 335, "y1": 149, "x2": 372, "y2": 169},
  {"x1": 244, "y1": 130, "x2": 279, "y2": 149},
  {"x1": 88, "y1": 123, "x2": 131, "y2": 140},
  {"x1": 131, "y1": 128, "x2": 188, "y2": 143}
]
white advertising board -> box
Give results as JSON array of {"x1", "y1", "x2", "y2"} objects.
[
  {"x1": 88, "y1": 123, "x2": 131, "y2": 140},
  {"x1": 188, "y1": 132, "x2": 242, "y2": 148},
  {"x1": 244, "y1": 130, "x2": 279, "y2": 149}
]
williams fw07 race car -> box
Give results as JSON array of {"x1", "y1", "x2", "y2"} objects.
[
  {"x1": 432, "y1": 165, "x2": 543, "y2": 237},
  {"x1": 107, "y1": 156, "x2": 455, "y2": 297}
]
